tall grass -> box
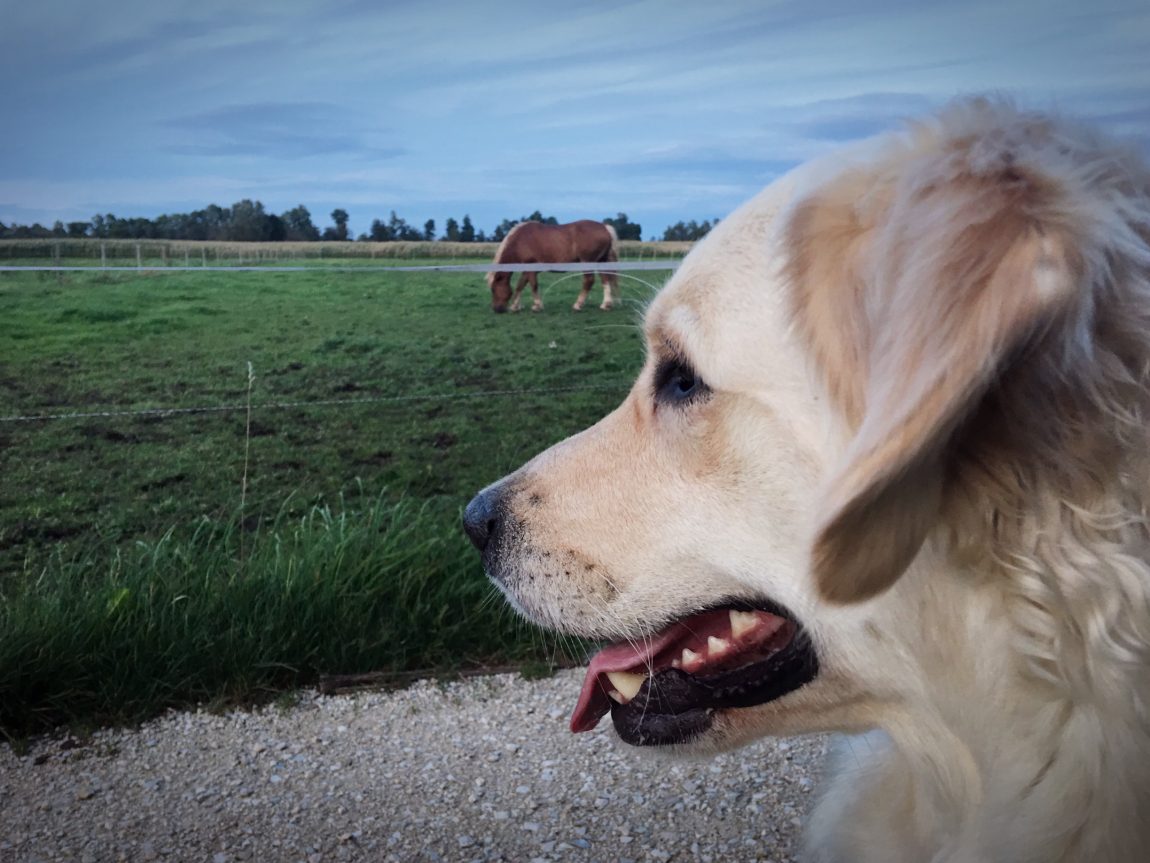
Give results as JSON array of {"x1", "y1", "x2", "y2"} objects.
[{"x1": 0, "y1": 493, "x2": 576, "y2": 738}]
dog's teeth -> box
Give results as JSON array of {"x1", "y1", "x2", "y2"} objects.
[
  {"x1": 608, "y1": 689, "x2": 625, "y2": 704},
  {"x1": 605, "y1": 671, "x2": 647, "y2": 701},
  {"x1": 671, "y1": 658, "x2": 682, "y2": 669},
  {"x1": 708, "y1": 636, "x2": 731, "y2": 657},
  {"x1": 681, "y1": 648, "x2": 702, "y2": 670},
  {"x1": 729, "y1": 610, "x2": 758, "y2": 640}
]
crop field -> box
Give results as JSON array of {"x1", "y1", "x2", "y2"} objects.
[
  {"x1": 0, "y1": 237, "x2": 693, "y2": 266},
  {"x1": 0, "y1": 261, "x2": 673, "y2": 735}
]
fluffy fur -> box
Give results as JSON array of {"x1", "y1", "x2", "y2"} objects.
[{"x1": 474, "y1": 99, "x2": 1150, "y2": 862}]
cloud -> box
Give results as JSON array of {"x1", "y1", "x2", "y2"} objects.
[
  {"x1": 165, "y1": 102, "x2": 403, "y2": 160},
  {"x1": 2, "y1": 0, "x2": 1149, "y2": 239},
  {"x1": 783, "y1": 93, "x2": 939, "y2": 141}
]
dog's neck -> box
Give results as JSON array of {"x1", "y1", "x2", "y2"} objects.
[{"x1": 875, "y1": 547, "x2": 1150, "y2": 862}]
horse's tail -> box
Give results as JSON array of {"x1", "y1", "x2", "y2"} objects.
[
  {"x1": 598, "y1": 223, "x2": 620, "y2": 309},
  {"x1": 602, "y1": 223, "x2": 619, "y2": 262}
]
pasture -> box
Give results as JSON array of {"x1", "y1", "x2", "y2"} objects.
[{"x1": 0, "y1": 261, "x2": 672, "y2": 736}]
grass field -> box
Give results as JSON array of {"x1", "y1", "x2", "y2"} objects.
[{"x1": 0, "y1": 263, "x2": 669, "y2": 736}]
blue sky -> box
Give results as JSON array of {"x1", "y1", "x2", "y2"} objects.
[{"x1": 2, "y1": 0, "x2": 1148, "y2": 239}]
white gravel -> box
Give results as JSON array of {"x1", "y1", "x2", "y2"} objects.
[{"x1": 0, "y1": 669, "x2": 827, "y2": 863}]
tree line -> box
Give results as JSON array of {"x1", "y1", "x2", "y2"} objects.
[{"x1": 0, "y1": 201, "x2": 716, "y2": 243}]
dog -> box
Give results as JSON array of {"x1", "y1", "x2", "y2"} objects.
[{"x1": 464, "y1": 98, "x2": 1150, "y2": 862}]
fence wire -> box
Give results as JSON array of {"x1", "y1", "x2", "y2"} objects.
[{"x1": 0, "y1": 384, "x2": 631, "y2": 425}]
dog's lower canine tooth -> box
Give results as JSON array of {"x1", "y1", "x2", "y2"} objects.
[{"x1": 605, "y1": 671, "x2": 647, "y2": 701}]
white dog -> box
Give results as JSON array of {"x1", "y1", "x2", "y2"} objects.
[{"x1": 464, "y1": 98, "x2": 1150, "y2": 862}]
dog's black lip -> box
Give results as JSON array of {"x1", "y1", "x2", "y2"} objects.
[{"x1": 607, "y1": 599, "x2": 819, "y2": 747}]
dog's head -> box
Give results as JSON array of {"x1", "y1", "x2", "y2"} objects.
[{"x1": 465, "y1": 99, "x2": 1150, "y2": 752}]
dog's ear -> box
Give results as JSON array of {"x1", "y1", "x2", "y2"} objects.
[{"x1": 797, "y1": 169, "x2": 1078, "y2": 604}]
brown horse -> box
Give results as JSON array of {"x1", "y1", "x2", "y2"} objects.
[{"x1": 485, "y1": 220, "x2": 618, "y2": 313}]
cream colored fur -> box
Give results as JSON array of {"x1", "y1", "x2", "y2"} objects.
[{"x1": 480, "y1": 99, "x2": 1150, "y2": 862}]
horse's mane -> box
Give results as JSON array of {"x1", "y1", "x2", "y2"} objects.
[
  {"x1": 494, "y1": 221, "x2": 535, "y2": 263},
  {"x1": 486, "y1": 221, "x2": 536, "y2": 286}
]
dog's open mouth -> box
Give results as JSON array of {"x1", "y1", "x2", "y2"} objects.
[{"x1": 571, "y1": 603, "x2": 818, "y2": 746}]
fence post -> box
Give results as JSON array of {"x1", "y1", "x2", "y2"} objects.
[
  {"x1": 136, "y1": 243, "x2": 142, "y2": 268},
  {"x1": 101, "y1": 242, "x2": 107, "y2": 268}
]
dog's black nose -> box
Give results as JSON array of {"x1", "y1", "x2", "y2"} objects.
[{"x1": 463, "y1": 486, "x2": 502, "y2": 552}]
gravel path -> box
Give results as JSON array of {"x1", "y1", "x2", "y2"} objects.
[{"x1": 0, "y1": 669, "x2": 827, "y2": 863}]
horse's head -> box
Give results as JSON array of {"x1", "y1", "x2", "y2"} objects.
[{"x1": 486, "y1": 270, "x2": 512, "y2": 313}]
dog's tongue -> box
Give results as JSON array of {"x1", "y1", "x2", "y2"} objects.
[{"x1": 570, "y1": 623, "x2": 692, "y2": 733}]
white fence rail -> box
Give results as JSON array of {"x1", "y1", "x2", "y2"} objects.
[{"x1": 0, "y1": 261, "x2": 681, "y2": 274}]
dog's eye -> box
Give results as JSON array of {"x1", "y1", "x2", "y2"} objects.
[{"x1": 654, "y1": 358, "x2": 708, "y2": 406}]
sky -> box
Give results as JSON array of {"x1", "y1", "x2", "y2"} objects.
[{"x1": 2, "y1": 0, "x2": 1148, "y2": 240}]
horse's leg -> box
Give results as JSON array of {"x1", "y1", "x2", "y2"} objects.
[
  {"x1": 600, "y1": 246, "x2": 618, "y2": 310},
  {"x1": 600, "y1": 271, "x2": 616, "y2": 311},
  {"x1": 573, "y1": 272, "x2": 593, "y2": 311},
  {"x1": 530, "y1": 272, "x2": 543, "y2": 312},
  {"x1": 510, "y1": 273, "x2": 529, "y2": 312}
]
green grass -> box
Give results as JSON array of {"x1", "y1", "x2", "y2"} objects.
[
  {"x1": 0, "y1": 493, "x2": 564, "y2": 736},
  {"x1": 0, "y1": 265, "x2": 668, "y2": 736}
]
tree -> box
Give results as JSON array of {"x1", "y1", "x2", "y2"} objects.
[
  {"x1": 365, "y1": 211, "x2": 422, "y2": 242},
  {"x1": 203, "y1": 204, "x2": 229, "y2": 241},
  {"x1": 265, "y1": 214, "x2": 286, "y2": 242},
  {"x1": 490, "y1": 211, "x2": 559, "y2": 242},
  {"x1": 1, "y1": 203, "x2": 701, "y2": 246},
  {"x1": 281, "y1": 205, "x2": 320, "y2": 241},
  {"x1": 7, "y1": 222, "x2": 53, "y2": 238},
  {"x1": 492, "y1": 218, "x2": 517, "y2": 241},
  {"x1": 661, "y1": 218, "x2": 717, "y2": 241},
  {"x1": 603, "y1": 212, "x2": 641, "y2": 241},
  {"x1": 368, "y1": 218, "x2": 392, "y2": 242},
  {"x1": 330, "y1": 209, "x2": 349, "y2": 242},
  {"x1": 229, "y1": 199, "x2": 270, "y2": 241},
  {"x1": 392, "y1": 210, "x2": 422, "y2": 241}
]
